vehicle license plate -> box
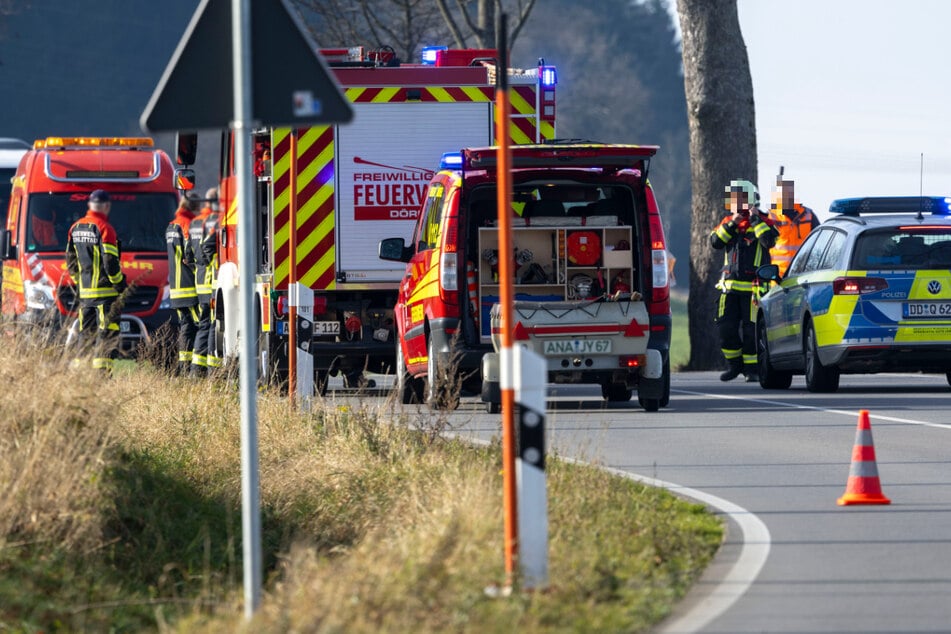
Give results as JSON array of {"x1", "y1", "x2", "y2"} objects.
[
  {"x1": 903, "y1": 302, "x2": 951, "y2": 318},
  {"x1": 542, "y1": 338, "x2": 612, "y2": 355},
  {"x1": 315, "y1": 321, "x2": 340, "y2": 335}
]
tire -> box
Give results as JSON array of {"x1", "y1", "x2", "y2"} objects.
[
  {"x1": 946, "y1": 372, "x2": 951, "y2": 388},
  {"x1": 638, "y1": 395, "x2": 660, "y2": 412},
  {"x1": 804, "y1": 321, "x2": 839, "y2": 393},
  {"x1": 426, "y1": 337, "x2": 459, "y2": 410},
  {"x1": 395, "y1": 337, "x2": 422, "y2": 404},
  {"x1": 638, "y1": 357, "x2": 670, "y2": 411},
  {"x1": 757, "y1": 318, "x2": 793, "y2": 389},
  {"x1": 601, "y1": 382, "x2": 633, "y2": 402},
  {"x1": 486, "y1": 401, "x2": 501, "y2": 414}
]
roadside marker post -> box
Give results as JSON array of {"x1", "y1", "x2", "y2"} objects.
[
  {"x1": 290, "y1": 282, "x2": 314, "y2": 409},
  {"x1": 514, "y1": 346, "x2": 549, "y2": 590}
]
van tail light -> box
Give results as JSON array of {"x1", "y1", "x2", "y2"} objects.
[
  {"x1": 647, "y1": 211, "x2": 670, "y2": 315},
  {"x1": 833, "y1": 276, "x2": 888, "y2": 295},
  {"x1": 276, "y1": 292, "x2": 331, "y2": 317},
  {"x1": 276, "y1": 294, "x2": 287, "y2": 318},
  {"x1": 439, "y1": 252, "x2": 459, "y2": 304}
]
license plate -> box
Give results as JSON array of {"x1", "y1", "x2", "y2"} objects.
[
  {"x1": 314, "y1": 321, "x2": 340, "y2": 335},
  {"x1": 903, "y1": 302, "x2": 951, "y2": 318},
  {"x1": 542, "y1": 338, "x2": 612, "y2": 355}
]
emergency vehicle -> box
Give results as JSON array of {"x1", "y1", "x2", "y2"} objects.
[
  {"x1": 379, "y1": 143, "x2": 673, "y2": 412},
  {"x1": 212, "y1": 45, "x2": 557, "y2": 389},
  {"x1": 1, "y1": 137, "x2": 178, "y2": 350}
]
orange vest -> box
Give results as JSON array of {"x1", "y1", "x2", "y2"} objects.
[{"x1": 769, "y1": 204, "x2": 816, "y2": 275}]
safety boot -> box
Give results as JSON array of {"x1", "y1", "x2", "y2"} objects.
[
  {"x1": 743, "y1": 364, "x2": 759, "y2": 383},
  {"x1": 719, "y1": 358, "x2": 743, "y2": 382}
]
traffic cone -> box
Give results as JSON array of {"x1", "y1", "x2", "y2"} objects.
[{"x1": 837, "y1": 410, "x2": 890, "y2": 506}]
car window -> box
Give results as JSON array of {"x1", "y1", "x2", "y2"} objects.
[
  {"x1": 786, "y1": 229, "x2": 823, "y2": 276},
  {"x1": 818, "y1": 229, "x2": 847, "y2": 270},
  {"x1": 802, "y1": 229, "x2": 834, "y2": 273},
  {"x1": 416, "y1": 182, "x2": 445, "y2": 252},
  {"x1": 852, "y1": 227, "x2": 951, "y2": 269}
]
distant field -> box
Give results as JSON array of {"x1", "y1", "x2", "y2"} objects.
[{"x1": 670, "y1": 290, "x2": 689, "y2": 370}]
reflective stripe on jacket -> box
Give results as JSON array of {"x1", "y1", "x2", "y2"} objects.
[
  {"x1": 769, "y1": 204, "x2": 818, "y2": 275},
  {"x1": 66, "y1": 211, "x2": 124, "y2": 304}
]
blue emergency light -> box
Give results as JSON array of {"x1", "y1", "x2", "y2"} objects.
[
  {"x1": 439, "y1": 151, "x2": 463, "y2": 170},
  {"x1": 540, "y1": 65, "x2": 557, "y2": 87},
  {"x1": 421, "y1": 46, "x2": 448, "y2": 65},
  {"x1": 829, "y1": 196, "x2": 951, "y2": 216}
]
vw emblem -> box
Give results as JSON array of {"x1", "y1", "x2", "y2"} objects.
[{"x1": 928, "y1": 280, "x2": 942, "y2": 295}]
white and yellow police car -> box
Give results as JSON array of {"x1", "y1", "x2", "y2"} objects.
[{"x1": 755, "y1": 196, "x2": 951, "y2": 392}]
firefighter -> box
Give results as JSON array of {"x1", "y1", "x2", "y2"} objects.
[
  {"x1": 768, "y1": 170, "x2": 819, "y2": 276},
  {"x1": 65, "y1": 189, "x2": 127, "y2": 373},
  {"x1": 189, "y1": 187, "x2": 220, "y2": 376},
  {"x1": 166, "y1": 192, "x2": 200, "y2": 375},
  {"x1": 710, "y1": 179, "x2": 778, "y2": 382}
]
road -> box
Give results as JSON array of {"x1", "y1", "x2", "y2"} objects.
[{"x1": 332, "y1": 371, "x2": 951, "y2": 633}]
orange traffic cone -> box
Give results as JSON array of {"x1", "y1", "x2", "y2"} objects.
[{"x1": 837, "y1": 410, "x2": 890, "y2": 506}]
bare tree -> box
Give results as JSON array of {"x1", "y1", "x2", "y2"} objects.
[
  {"x1": 435, "y1": 0, "x2": 536, "y2": 48},
  {"x1": 677, "y1": 0, "x2": 757, "y2": 370}
]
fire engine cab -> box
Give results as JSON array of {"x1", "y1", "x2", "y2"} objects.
[
  {"x1": 1, "y1": 137, "x2": 178, "y2": 350},
  {"x1": 211, "y1": 45, "x2": 557, "y2": 390}
]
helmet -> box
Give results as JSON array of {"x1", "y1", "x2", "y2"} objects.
[{"x1": 728, "y1": 179, "x2": 759, "y2": 207}]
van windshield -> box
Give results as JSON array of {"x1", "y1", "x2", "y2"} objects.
[
  {"x1": 25, "y1": 192, "x2": 177, "y2": 254},
  {"x1": 1, "y1": 168, "x2": 15, "y2": 222}
]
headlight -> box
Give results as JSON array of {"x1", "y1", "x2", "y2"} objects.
[
  {"x1": 158, "y1": 284, "x2": 171, "y2": 310},
  {"x1": 24, "y1": 279, "x2": 55, "y2": 310}
]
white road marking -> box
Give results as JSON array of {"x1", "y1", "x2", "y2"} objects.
[{"x1": 674, "y1": 388, "x2": 951, "y2": 430}]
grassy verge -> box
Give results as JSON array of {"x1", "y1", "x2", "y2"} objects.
[{"x1": 0, "y1": 336, "x2": 720, "y2": 633}]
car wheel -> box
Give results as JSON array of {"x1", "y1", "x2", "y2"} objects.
[
  {"x1": 601, "y1": 382, "x2": 633, "y2": 402},
  {"x1": 804, "y1": 321, "x2": 839, "y2": 393},
  {"x1": 757, "y1": 318, "x2": 793, "y2": 389},
  {"x1": 638, "y1": 395, "x2": 661, "y2": 412},
  {"x1": 395, "y1": 336, "x2": 422, "y2": 404},
  {"x1": 659, "y1": 358, "x2": 671, "y2": 408},
  {"x1": 427, "y1": 337, "x2": 459, "y2": 410},
  {"x1": 486, "y1": 401, "x2": 501, "y2": 414}
]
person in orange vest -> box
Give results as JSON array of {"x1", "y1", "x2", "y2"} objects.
[
  {"x1": 710, "y1": 179, "x2": 778, "y2": 383},
  {"x1": 166, "y1": 193, "x2": 200, "y2": 375},
  {"x1": 65, "y1": 190, "x2": 127, "y2": 373},
  {"x1": 767, "y1": 170, "x2": 819, "y2": 276}
]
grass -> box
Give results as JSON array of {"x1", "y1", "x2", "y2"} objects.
[
  {"x1": 0, "y1": 331, "x2": 721, "y2": 633},
  {"x1": 670, "y1": 290, "x2": 690, "y2": 371}
]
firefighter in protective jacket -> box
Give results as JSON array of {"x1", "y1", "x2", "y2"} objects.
[
  {"x1": 710, "y1": 180, "x2": 778, "y2": 383},
  {"x1": 166, "y1": 193, "x2": 200, "y2": 374},
  {"x1": 188, "y1": 188, "x2": 220, "y2": 376},
  {"x1": 66, "y1": 189, "x2": 127, "y2": 372}
]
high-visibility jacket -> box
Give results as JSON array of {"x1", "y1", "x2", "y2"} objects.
[
  {"x1": 66, "y1": 210, "x2": 125, "y2": 304},
  {"x1": 710, "y1": 211, "x2": 778, "y2": 293},
  {"x1": 768, "y1": 204, "x2": 818, "y2": 276},
  {"x1": 189, "y1": 207, "x2": 216, "y2": 301},
  {"x1": 166, "y1": 207, "x2": 197, "y2": 308}
]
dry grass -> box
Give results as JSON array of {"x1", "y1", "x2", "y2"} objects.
[{"x1": 0, "y1": 331, "x2": 722, "y2": 633}]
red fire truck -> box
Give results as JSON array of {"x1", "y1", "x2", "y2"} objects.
[
  {"x1": 1, "y1": 137, "x2": 178, "y2": 350},
  {"x1": 212, "y1": 46, "x2": 557, "y2": 389}
]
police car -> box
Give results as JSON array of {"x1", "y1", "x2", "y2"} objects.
[{"x1": 755, "y1": 196, "x2": 951, "y2": 392}]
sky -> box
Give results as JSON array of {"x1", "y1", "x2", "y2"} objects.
[{"x1": 670, "y1": 0, "x2": 951, "y2": 221}]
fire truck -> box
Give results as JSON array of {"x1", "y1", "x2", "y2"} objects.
[
  {"x1": 1, "y1": 137, "x2": 178, "y2": 350},
  {"x1": 212, "y1": 46, "x2": 557, "y2": 389}
]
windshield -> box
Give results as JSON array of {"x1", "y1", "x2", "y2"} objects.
[
  {"x1": 852, "y1": 227, "x2": 951, "y2": 269},
  {"x1": 25, "y1": 192, "x2": 177, "y2": 254}
]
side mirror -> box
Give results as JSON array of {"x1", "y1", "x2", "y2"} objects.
[
  {"x1": 175, "y1": 131, "x2": 198, "y2": 166},
  {"x1": 379, "y1": 237, "x2": 411, "y2": 263},
  {"x1": 756, "y1": 263, "x2": 780, "y2": 282},
  {"x1": 175, "y1": 168, "x2": 196, "y2": 191},
  {"x1": 0, "y1": 229, "x2": 16, "y2": 260}
]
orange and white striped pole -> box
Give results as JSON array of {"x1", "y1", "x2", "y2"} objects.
[
  {"x1": 495, "y1": 13, "x2": 518, "y2": 586},
  {"x1": 288, "y1": 129, "x2": 298, "y2": 401}
]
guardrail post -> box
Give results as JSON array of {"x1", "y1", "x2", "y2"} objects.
[
  {"x1": 291, "y1": 282, "x2": 314, "y2": 409},
  {"x1": 514, "y1": 345, "x2": 548, "y2": 590}
]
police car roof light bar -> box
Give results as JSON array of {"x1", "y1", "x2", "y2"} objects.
[{"x1": 829, "y1": 196, "x2": 951, "y2": 216}]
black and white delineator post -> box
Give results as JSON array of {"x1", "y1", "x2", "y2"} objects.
[
  {"x1": 514, "y1": 345, "x2": 549, "y2": 590},
  {"x1": 291, "y1": 282, "x2": 315, "y2": 407}
]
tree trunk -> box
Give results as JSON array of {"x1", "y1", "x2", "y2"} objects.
[{"x1": 677, "y1": 0, "x2": 757, "y2": 370}]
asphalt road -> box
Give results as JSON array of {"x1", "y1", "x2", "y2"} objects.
[{"x1": 331, "y1": 371, "x2": 951, "y2": 633}]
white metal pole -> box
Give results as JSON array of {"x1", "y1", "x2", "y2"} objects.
[{"x1": 232, "y1": 0, "x2": 262, "y2": 618}]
